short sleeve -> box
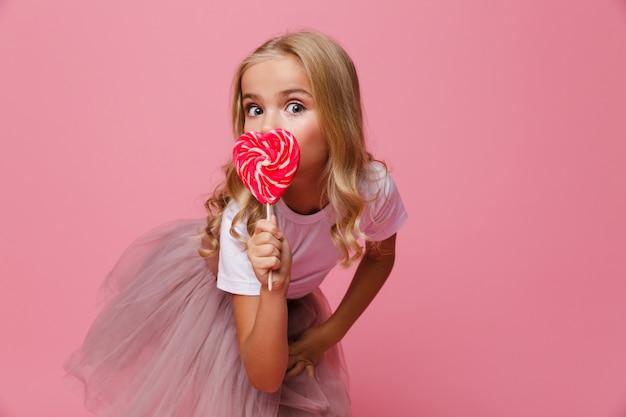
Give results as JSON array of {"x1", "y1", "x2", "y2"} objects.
[
  {"x1": 360, "y1": 165, "x2": 408, "y2": 242},
  {"x1": 216, "y1": 202, "x2": 262, "y2": 296}
]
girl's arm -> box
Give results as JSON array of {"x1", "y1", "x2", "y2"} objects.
[
  {"x1": 231, "y1": 217, "x2": 291, "y2": 393},
  {"x1": 287, "y1": 233, "x2": 397, "y2": 376}
]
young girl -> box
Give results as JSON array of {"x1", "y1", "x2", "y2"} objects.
[{"x1": 65, "y1": 30, "x2": 407, "y2": 417}]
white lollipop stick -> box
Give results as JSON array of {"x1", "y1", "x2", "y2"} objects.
[{"x1": 266, "y1": 203, "x2": 274, "y2": 291}]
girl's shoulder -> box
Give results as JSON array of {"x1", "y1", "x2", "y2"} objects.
[
  {"x1": 358, "y1": 161, "x2": 407, "y2": 240},
  {"x1": 358, "y1": 161, "x2": 395, "y2": 201}
]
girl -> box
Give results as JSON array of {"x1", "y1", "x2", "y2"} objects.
[{"x1": 65, "y1": 30, "x2": 407, "y2": 417}]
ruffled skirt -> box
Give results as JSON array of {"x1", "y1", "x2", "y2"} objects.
[{"x1": 64, "y1": 219, "x2": 351, "y2": 417}]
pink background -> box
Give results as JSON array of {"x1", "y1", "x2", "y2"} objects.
[{"x1": 1, "y1": 0, "x2": 626, "y2": 416}]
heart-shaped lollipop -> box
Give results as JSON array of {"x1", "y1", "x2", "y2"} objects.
[{"x1": 233, "y1": 129, "x2": 300, "y2": 205}]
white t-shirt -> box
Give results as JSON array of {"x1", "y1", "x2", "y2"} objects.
[{"x1": 217, "y1": 163, "x2": 407, "y2": 299}]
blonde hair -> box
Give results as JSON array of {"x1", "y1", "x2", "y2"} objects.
[{"x1": 202, "y1": 30, "x2": 382, "y2": 266}]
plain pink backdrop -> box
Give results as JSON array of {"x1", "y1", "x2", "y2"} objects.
[{"x1": 1, "y1": 0, "x2": 626, "y2": 416}]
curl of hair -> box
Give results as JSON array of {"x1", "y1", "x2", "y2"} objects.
[{"x1": 200, "y1": 30, "x2": 384, "y2": 267}]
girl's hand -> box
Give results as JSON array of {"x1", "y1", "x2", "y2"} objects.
[
  {"x1": 286, "y1": 323, "x2": 339, "y2": 378},
  {"x1": 247, "y1": 215, "x2": 291, "y2": 292}
]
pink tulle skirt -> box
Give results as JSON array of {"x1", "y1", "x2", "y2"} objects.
[{"x1": 64, "y1": 219, "x2": 351, "y2": 417}]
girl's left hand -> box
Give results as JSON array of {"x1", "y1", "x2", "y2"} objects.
[{"x1": 285, "y1": 323, "x2": 339, "y2": 379}]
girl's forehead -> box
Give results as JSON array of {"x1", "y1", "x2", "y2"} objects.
[
  {"x1": 244, "y1": 55, "x2": 303, "y2": 76},
  {"x1": 241, "y1": 56, "x2": 312, "y2": 93}
]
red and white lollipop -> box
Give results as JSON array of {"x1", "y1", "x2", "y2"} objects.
[{"x1": 233, "y1": 128, "x2": 300, "y2": 289}]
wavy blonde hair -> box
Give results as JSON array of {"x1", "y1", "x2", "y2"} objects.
[{"x1": 202, "y1": 30, "x2": 382, "y2": 266}]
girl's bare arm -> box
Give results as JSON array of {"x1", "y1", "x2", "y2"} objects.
[
  {"x1": 231, "y1": 218, "x2": 291, "y2": 393},
  {"x1": 287, "y1": 233, "x2": 397, "y2": 376}
]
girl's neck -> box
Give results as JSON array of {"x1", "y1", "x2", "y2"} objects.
[{"x1": 282, "y1": 176, "x2": 328, "y2": 215}]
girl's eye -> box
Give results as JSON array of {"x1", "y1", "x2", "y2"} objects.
[
  {"x1": 246, "y1": 105, "x2": 263, "y2": 117},
  {"x1": 286, "y1": 102, "x2": 305, "y2": 114}
]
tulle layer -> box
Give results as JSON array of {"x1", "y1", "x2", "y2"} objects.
[{"x1": 64, "y1": 219, "x2": 351, "y2": 417}]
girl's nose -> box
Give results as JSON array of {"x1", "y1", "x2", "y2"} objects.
[{"x1": 260, "y1": 111, "x2": 280, "y2": 134}]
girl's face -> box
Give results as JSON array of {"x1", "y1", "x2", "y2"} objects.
[{"x1": 241, "y1": 55, "x2": 328, "y2": 180}]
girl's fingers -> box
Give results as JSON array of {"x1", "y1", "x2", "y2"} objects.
[
  {"x1": 285, "y1": 360, "x2": 315, "y2": 379},
  {"x1": 254, "y1": 218, "x2": 282, "y2": 239},
  {"x1": 248, "y1": 216, "x2": 290, "y2": 290},
  {"x1": 285, "y1": 361, "x2": 304, "y2": 379}
]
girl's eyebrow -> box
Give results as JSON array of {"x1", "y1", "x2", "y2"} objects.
[
  {"x1": 241, "y1": 93, "x2": 258, "y2": 101},
  {"x1": 279, "y1": 89, "x2": 313, "y2": 98},
  {"x1": 241, "y1": 89, "x2": 313, "y2": 101}
]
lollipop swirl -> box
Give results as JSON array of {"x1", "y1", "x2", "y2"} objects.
[{"x1": 233, "y1": 129, "x2": 300, "y2": 205}]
